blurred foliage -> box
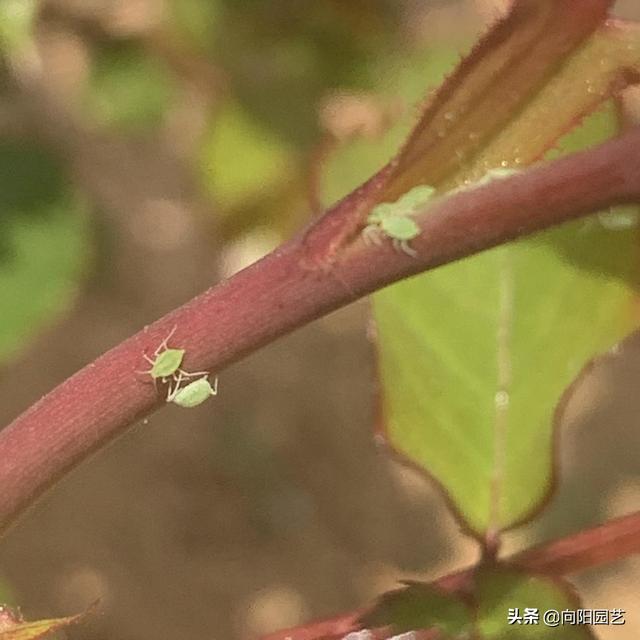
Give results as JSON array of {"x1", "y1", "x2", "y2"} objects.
[
  {"x1": 0, "y1": 0, "x2": 425, "y2": 363},
  {"x1": 210, "y1": 0, "x2": 400, "y2": 149},
  {"x1": 0, "y1": 142, "x2": 67, "y2": 220},
  {"x1": 186, "y1": 0, "x2": 416, "y2": 240},
  {"x1": 166, "y1": 0, "x2": 220, "y2": 50},
  {"x1": 0, "y1": 0, "x2": 37, "y2": 55},
  {"x1": 84, "y1": 41, "x2": 177, "y2": 132},
  {"x1": 199, "y1": 99, "x2": 295, "y2": 211},
  {"x1": 198, "y1": 97, "x2": 310, "y2": 239},
  {"x1": 0, "y1": 141, "x2": 90, "y2": 363},
  {"x1": 166, "y1": 0, "x2": 402, "y2": 145}
]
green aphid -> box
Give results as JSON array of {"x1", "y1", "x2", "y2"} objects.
[
  {"x1": 167, "y1": 374, "x2": 219, "y2": 408},
  {"x1": 363, "y1": 184, "x2": 436, "y2": 257},
  {"x1": 140, "y1": 326, "x2": 185, "y2": 383},
  {"x1": 139, "y1": 325, "x2": 207, "y2": 386}
]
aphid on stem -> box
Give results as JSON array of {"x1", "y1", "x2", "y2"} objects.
[
  {"x1": 138, "y1": 325, "x2": 207, "y2": 385},
  {"x1": 167, "y1": 374, "x2": 219, "y2": 408},
  {"x1": 362, "y1": 184, "x2": 436, "y2": 257}
]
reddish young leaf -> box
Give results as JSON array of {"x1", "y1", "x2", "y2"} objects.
[{"x1": 381, "y1": 0, "x2": 625, "y2": 200}]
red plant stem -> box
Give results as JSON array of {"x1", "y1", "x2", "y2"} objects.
[
  {"x1": 435, "y1": 512, "x2": 640, "y2": 591},
  {"x1": 512, "y1": 510, "x2": 640, "y2": 575},
  {"x1": 1, "y1": 128, "x2": 640, "y2": 536},
  {"x1": 260, "y1": 510, "x2": 640, "y2": 640}
]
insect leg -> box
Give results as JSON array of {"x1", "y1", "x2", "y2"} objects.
[
  {"x1": 362, "y1": 225, "x2": 383, "y2": 246},
  {"x1": 395, "y1": 238, "x2": 418, "y2": 257},
  {"x1": 155, "y1": 324, "x2": 178, "y2": 356},
  {"x1": 176, "y1": 369, "x2": 210, "y2": 380},
  {"x1": 166, "y1": 372, "x2": 184, "y2": 402}
]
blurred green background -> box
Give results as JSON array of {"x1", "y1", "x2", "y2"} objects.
[{"x1": 0, "y1": 1, "x2": 639, "y2": 639}]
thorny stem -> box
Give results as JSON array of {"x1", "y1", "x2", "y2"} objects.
[{"x1": 0, "y1": 127, "x2": 640, "y2": 538}]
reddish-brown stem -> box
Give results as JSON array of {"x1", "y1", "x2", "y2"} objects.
[
  {"x1": 259, "y1": 510, "x2": 640, "y2": 640},
  {"x1": 512, "y1": 510, "x2": 640, "y2": 575},
  {"x1": 435, "y1": 512, "x2": 640, "y2": 592},
  {"x1": 1, "y1": 128, "x2": 640, "y2": 536}
]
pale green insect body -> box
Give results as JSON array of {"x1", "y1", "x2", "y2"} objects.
[
  {"x1": 149, "y1": 347, "x2": 185, "y2": 380},
  {"x1": 379, "y1": 215, "x2": 421, "y2": 241},
  {"x1": 167, "y1": 374, "x2": 219, "y2": 408},
  {"x1": 140, "y1": 326, "x2": 185, "y2": 382},
  {"x1": 363, "y1": 184, "x2": 436, "y2": 256}
]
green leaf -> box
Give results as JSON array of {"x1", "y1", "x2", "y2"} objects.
[
  {"x1": 374, "y1": 111, "x2": 640, "y2": 535},
  {"x1": 375, "y1": 209, "x2": 637, "y2": 535},
  {"x1": 362, "y1": 582, "x2": 472, "y2": 637},
  {"x1": 320, "y1": 2, "x2": 640, "y2": 536},
  {"x1": 0, "y1": 141, "x2": 90, "y2": 363},
  {"x1": 474, "y1": 565, "x2": 594, "y2": 639},
  {"x1": 359, "y1": 566, "x2": 595, "y2": 638}
]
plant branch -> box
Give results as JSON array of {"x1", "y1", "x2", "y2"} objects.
[
  {"x1": 435, "y1": 511, "x2": 640, "y2": 591},
  {"x1": 259, "y1": 510, "x2": 640, "y2": 639},
  {"x1": 512, "y1": 509, "x2": 640, "y2": 575},
  {"x1": 1, "y1": 127, "x2": 640, "y2": 536}
]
